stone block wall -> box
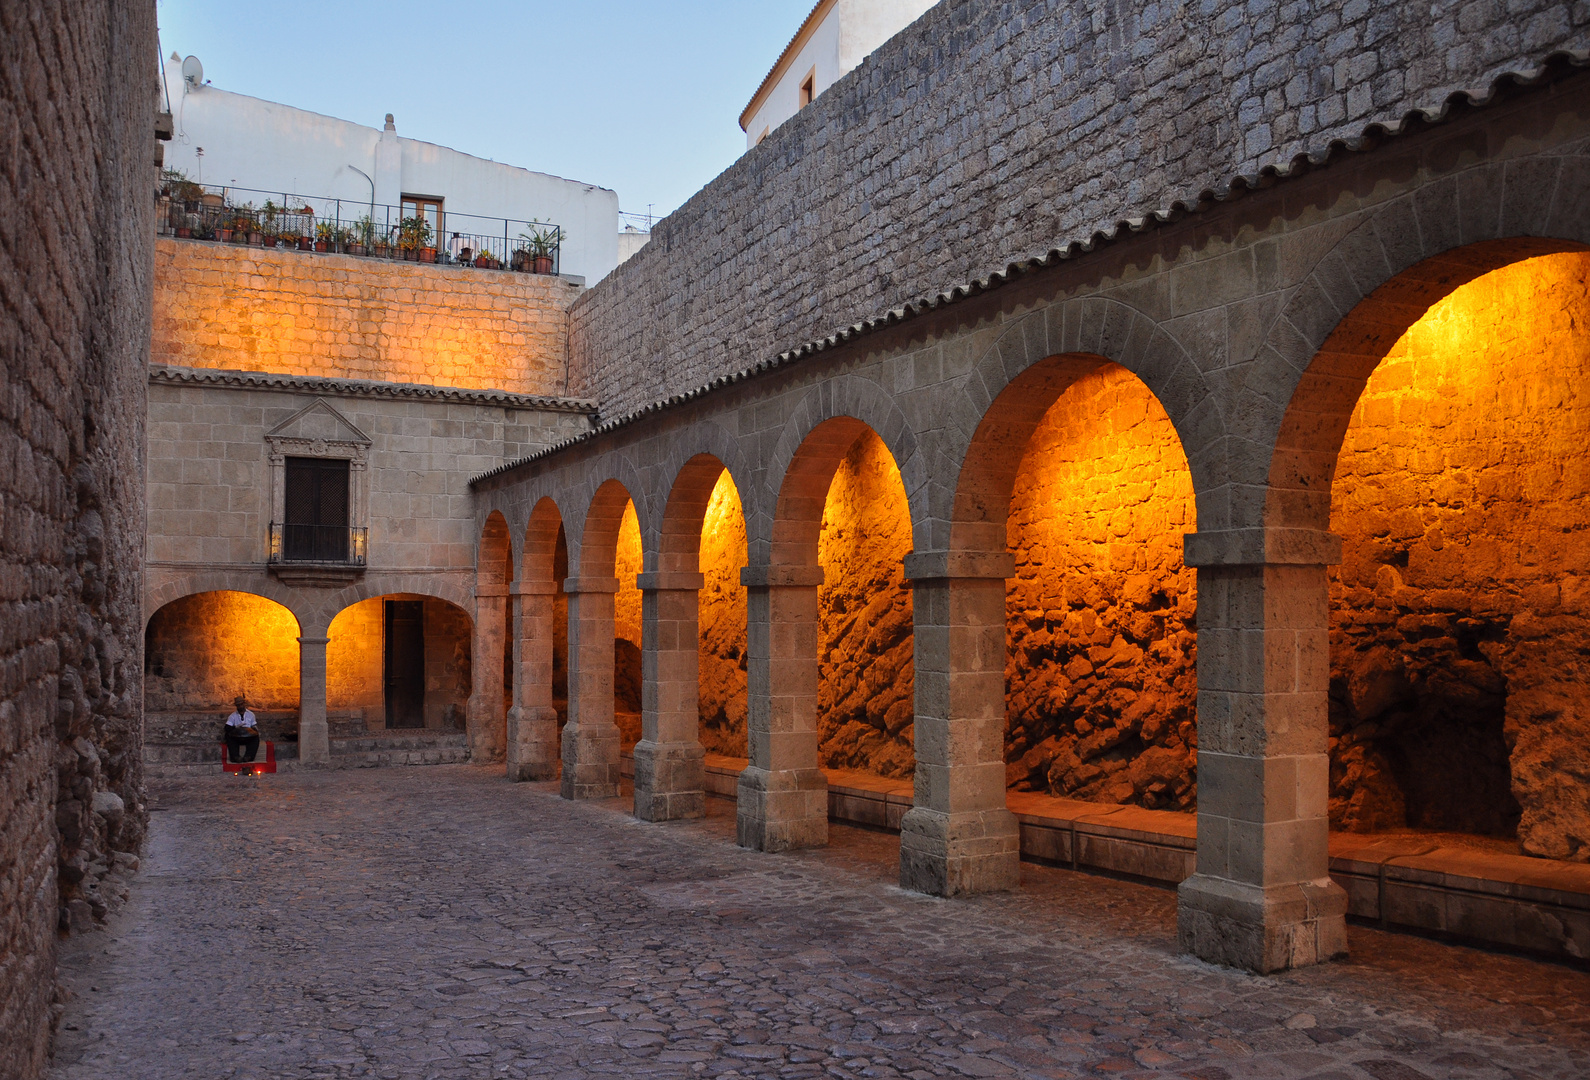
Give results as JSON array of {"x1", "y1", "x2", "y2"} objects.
[
  {"x1": 1003, "y1": 366, "x2": 1199, "y2": 811},
  {"x1": 0, "y1": 1, "x2": 156, "y2": 1075},
  {"x1": 151, "y1": 238, "x2": 578, "y2": 395},
  {"x1": 1329, "y1": 252, "x2": 1590, "y2": 860},
  {"x1": 568, "y1": 0, "x2": 1589, "y2": 418},
  {"x1": 817, "y1": 430, "x2": 915, "y2": 779},
  {"x1": 145, "y1": 591, "x2": 301, "y2": 712}
]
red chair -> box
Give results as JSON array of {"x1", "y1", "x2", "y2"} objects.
[{"x1": 220, "y1": 740, "x2": 277, "y2": 775}]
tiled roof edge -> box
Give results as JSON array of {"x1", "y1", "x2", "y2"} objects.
[
  {"x1": 149, "y1": 365, "x2": 598, "y2": 413},
  {"x1": 470, "y1": 52, "x2": 1590, "y2": 489}
]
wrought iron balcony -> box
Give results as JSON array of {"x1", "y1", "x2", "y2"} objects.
[{"x1": 268, "y1": 523, "x2": 368, "y2": 566}]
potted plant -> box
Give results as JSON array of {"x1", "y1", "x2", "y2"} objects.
[
  {"x1": 510, "y1": 245, "x2": 531, "y2": 272},
  {"x1": 279, "y1": 227, "x2": 302, "y2": 250},
  {"x1": 349, "y1": 215, "x2": 374, "y2": 256},
  {"x1": 474, "y1": 249, "x2": 499, "y2": 270},
  {"x1": 258, "y1": 201, "x2": 281, "y2": 248},
  {"x1": 524, "y1": 227, "x2": 559, "y2": 274},
  {"x1": 397, "y1": 215, "x2": 431, "y2": 261},
  {"x1": 314, "y1": 221, "x2": 336, "y2": 252}
]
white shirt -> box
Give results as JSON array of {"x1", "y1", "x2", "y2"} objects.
[{"x1": 226, "y1": 709, "x2": 258, "y2": 730}]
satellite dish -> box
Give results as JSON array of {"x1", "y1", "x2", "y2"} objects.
[{"x1": 181, "y1": 55, "x2": 204, "y2": 87}]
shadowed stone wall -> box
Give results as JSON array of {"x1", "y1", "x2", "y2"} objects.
[
  {"x1": 1003, "y1": 366, "x2": 1198, "y2": 811},
  {"x1": 818, "y1": 430, "x2": 915, "y2": 779},
  {"x1": 0, "y1": 1, "x2": 157, "y2": 1074},
  {"x1": 1329, "y1": 252, "x2": 1590, "y2": 859},
  {"x1": 568, "y1": 0, "x2": 1589, "y2": 417},
  {"x1": 145, "y1": 592, "x2": 300, "y2": 711},
  {"x1": 151, "y1": 238, "x2": 577, "y2": 395}
]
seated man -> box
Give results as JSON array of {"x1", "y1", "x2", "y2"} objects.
[{"x1": 224, "y1": 695, "x2": 261, "y2": 763}]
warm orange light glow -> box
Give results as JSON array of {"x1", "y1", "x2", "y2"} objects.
[
  {"x1": 699, "y1": 469, "x2": 749, "y2": 757},
  {"x1": 1005, "y1": 365, "x2": 1197, "y2": 810},
  {"x1": 144, "y1": 591, "x2": 300, "y2": 711},
  {"x1": 818, "y1": 429, "x2": 915, "y2": 779},
  {"x1": 328, "y1": 598, "x2": 384, "y2": 720},
  {"x1": 614, "y1": 500, "x2": 643, "y2": 648},
  {"x1": 1330, "y1": 252, "x2": 1590, "y2": 856}
]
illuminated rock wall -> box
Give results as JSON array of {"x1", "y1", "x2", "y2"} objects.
[
  {"x1": 1330, "y1": 253, "x2": 1590, "y2": 859},
  {"x1": 698, "y1": 472, "x2": 749, "y2": 758},
  {"x1": 144, "y1": 592, "x2": 301, "y2": 712},
  {"x1": 1004, "y1": 366, "x2": 1199, "y2": 810},
  {"x1": 818, "y1": 430, "x2": 915, "y2": 779},
  {"x1": 150, "y1": 238, "x2": 576, "y2": 395},
  {"x1": 614, "y1": 502, "x2": 643, "y2": 743}
]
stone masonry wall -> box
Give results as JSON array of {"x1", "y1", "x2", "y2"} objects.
[
  {"x1": 1003, "y1": 366, "x2": 1199, "y2": 811},
  {"x1": 818, "y1": 430, "x2": 915, "y2": 779},
  {"x1": 0, "y1": 2, "x2": 156, "y2": 1075},
  {"x1": 151, "y1": 238, "x2": 577, "y2": 395},
  {"x1": 326, "y1": 596, "x2": 472, "y2": 730},
  {"x1": 569, "y1": 0, "x2": 1589, "y2": 417},
  {"x1": 698, "y1": 471, "x2": 749, "y2": 758},
  {"x1": 1329, "y1": 252, "x2": 1590, "y2": 860},
  {"x1": 145, "y1": 591, "x2": 300, "y2": 712}
]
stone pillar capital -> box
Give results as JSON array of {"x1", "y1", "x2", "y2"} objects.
[
  {"x1": 474, "y1": 585, "x2": 510, "y2": 599},
  {"x1": 902, "y1": 550, "x2": 1016, "y2": 581},
  {"x1": 510, "y1": 580, "x2": 559, "y2": 596},
  {"x1": 1182, "y1": 528, "x2": 1342, "y2": 567},
  {"x1": 562, "y1": 575, "x2": 619, "y2": 595},
  {"x1": 635, "y1": 570, "x2": 705, "y2": 592},
  {"x1": 739, "y1": 564, "x2": 824, "y2": 588},
  {"x1": 296, "y1": 636, "x2": 331, "y2": 647}
]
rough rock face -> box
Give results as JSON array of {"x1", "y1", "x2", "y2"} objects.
[
  {"x1": 1002, "y1": 366, "x2": 1199, "y2": 811},
  {"x1": 697, "y1": 471, "x2": 748, "y2": 758},
  {"x1": 817, "y1": 431, "x2": 915, "y2": 779},
  {"x1": 145, "y1": 592, "x2": 301, "y2": 711},
  {"x1": 1329, "y1": 254, "x2": 1590, "y2": 860},
  {"x1": 0, "y1": 1, "x2": 156, "y2": 1073},
  {"x1": 614, "y1": 503, "x2": 644, "y2": 745}
]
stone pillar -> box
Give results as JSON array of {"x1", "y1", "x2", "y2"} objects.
[
  {"x1": 634, "y1": 571, "x2": 707, "y2": 820},
  {"x1": 506, "y1": 581, "x2": 560, "y2": 781},
  {"x1": 561, "y1": 576, "x2": 621, "y2": 799},
  {"x1": 297, "y1": 635, "x2": 331, "y2": 766},
  {"x1": 469, "y1": 585, "x2": 509, "y2": 763},
  {"x1": 1177, "y1": 528, "x2": 1349, "y2": 973},
  {"x1": 737, "y1": 565, "x2": 828, "y2": 851},
  {"x1": 899, "y1": 552, "x2": 1021, "y2": 895}
]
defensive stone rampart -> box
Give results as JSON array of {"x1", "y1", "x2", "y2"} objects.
[
  {"x1": 0, "y1": 2, "x2": 157, "y2": 1075},
  {"x1": 151, "y1": 238, "x2": 579, "y2": 395},
  {"x1": 568, "y1": 0, "x2": 1589, "y2": 417}
]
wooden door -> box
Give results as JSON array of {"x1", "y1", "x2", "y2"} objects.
[{"x1": 383, "y1": 599, "x2": 426, "y2": 728}]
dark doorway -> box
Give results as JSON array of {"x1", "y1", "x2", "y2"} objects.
[
  {"x1": 284, "y1": 457, "x2": 351, "y2": 562},
  {"x1": 384, "y1": 599, "x2": 426, "y2": 728}
]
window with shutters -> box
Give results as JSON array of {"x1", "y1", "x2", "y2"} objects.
[{"x1": 283, "y1": 457, "x2": 351, "y2": 561}]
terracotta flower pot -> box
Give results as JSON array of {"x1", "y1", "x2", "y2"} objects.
[
  {"x1": 533, "y1": 255, "x2": 553, "y2": 275},
  {"x1": 419, "y1": 247, "x2": 436, "y2": 264},
  {"x1": 402, "y1": 248, "x2": 418, "y2": 261},
  {"x1": 175, "y1": 227, "x2": 192, "y2": 238},
  {"x1": 314, "y1": 240, "x2": 328, "y2": 252},
  {"x1": 217, "y1": 228, "x2": 233, "y2": 242}
]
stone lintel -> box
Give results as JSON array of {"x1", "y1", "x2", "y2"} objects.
[
  {"x1": 562, "y1": 575, "x2": 620, "y2": 594},
  {"x1": 1183, "y1": 529, "x2": 1343, "y2": 568},
  {"x1": 902, "y1": 550, "x2": 1017, "y2": 581},
  {"x1": 740, "y1": 565, "x2": 825, "y2": 588},
  {"x1": 635, "y1": 571, "x2": 706, "y2": 592}
]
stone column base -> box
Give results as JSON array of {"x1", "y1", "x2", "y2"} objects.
[
  {"x1": 559, "y1": 720, "x2": 620, "y2": 799},
  {"x1": 899, "y1": 806, "x2": 1021, "y2": 896},
  {"x1": 506, "y1": 705, "x2": 560, "y2": 782},
  {"x1": 633, "y1": 740, "x2": 706, "y2": 821},
  {"x1": 298, "y1": 717, "x2": 330, "y2": 767},
  {"x1": 1177, "y1": 874, "x2": 1349, "y2": 974},
  {"x1": 736, "y1": 766, "x2": 828, "y2": 852}
]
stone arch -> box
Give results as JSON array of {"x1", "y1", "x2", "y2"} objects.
[
  {"x1": 142, "y1": 589, "x2": 306, "y2": 723},
  {"x1": 143, "y1": 572, "x2": 308, "y2": 632},
  {"x1": 299, "y1": 574, "x2": 476, "y2": 637},
  {"x1": 646, "y1": 421, "x2": 754, "y2": 573},
  {"x1": 659, "y1": 453, "x2": 739, "y2": 575},
  {"x1": 579, "y1": 478, "x2": 639, "y2": 579},
  {"x1": 479, "y1": 511, "x2": 514, "y2": 589},
  {"x1": 564, "y1": 455, "x2": 651, "y2": 574},
  {"x1": 762, "y1": 376, "x2": 923, "y2": 563},
  {"x1": 525, "y1": 496, "x2": 565, "y2": 586},
  {"x1": 1266, "y1": 235, "x2": 1590, "y2": 531},
  {"x1": 956, "y1": 299, "x2": 1217, "y2": 544},
  {"x1": 322, "y1": 590, "x2": 476, "y2": 731}
]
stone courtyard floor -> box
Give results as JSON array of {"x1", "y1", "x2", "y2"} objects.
[{"x1": 48, "y1": 766, "x2": 1590, "y2": 1080}]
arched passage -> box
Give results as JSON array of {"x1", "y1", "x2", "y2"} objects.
[
  {"x1": 739, "y1": 416, "x2": 913, "y2": 853},
  {"x1": 506, "y1": 497, "x2": 567, "y2": 782},
  {"x1": 325, "y1": 593, "x2": 472, "y2": 732},
  {"x1": 1316, "y1": 249, "x2": 1590, "y2": 861},
  {"x1": 143, "y1": 590, "x2": 303, "y2": 745},
  {"x1": 469, "y1": 512, "x2": 513, "y2": 763},
  {"x1": 561, "y1": 479, "x2": 636, "y2": 799}
]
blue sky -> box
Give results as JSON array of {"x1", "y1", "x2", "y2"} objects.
[{"x1": 155, "y1": 0, "x2": 815, "y2": 223}]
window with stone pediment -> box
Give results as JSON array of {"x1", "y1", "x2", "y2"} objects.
[{"x1": 264, "y1": 398, "x2": 372, "y2": 567}]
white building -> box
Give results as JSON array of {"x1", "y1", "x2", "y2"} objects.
[
  {"x1": 160, "y1": 54, "x2": 621, "y2": 284},
  {"x1": 739, "y1": 0, "x2": 938, "y2": 150}
]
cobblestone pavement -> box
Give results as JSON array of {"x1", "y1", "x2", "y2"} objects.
[{"x1": 50, "y1": 766, "x2": 1590, "y2": 1080}]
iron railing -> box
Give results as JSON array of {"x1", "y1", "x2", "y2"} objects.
[
  {"x1": 158, "y1": 179, "x2": 562, "y2": 276},
  {"x1": 268, "y1": 523, "x2": 368, "y2": 566}
]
